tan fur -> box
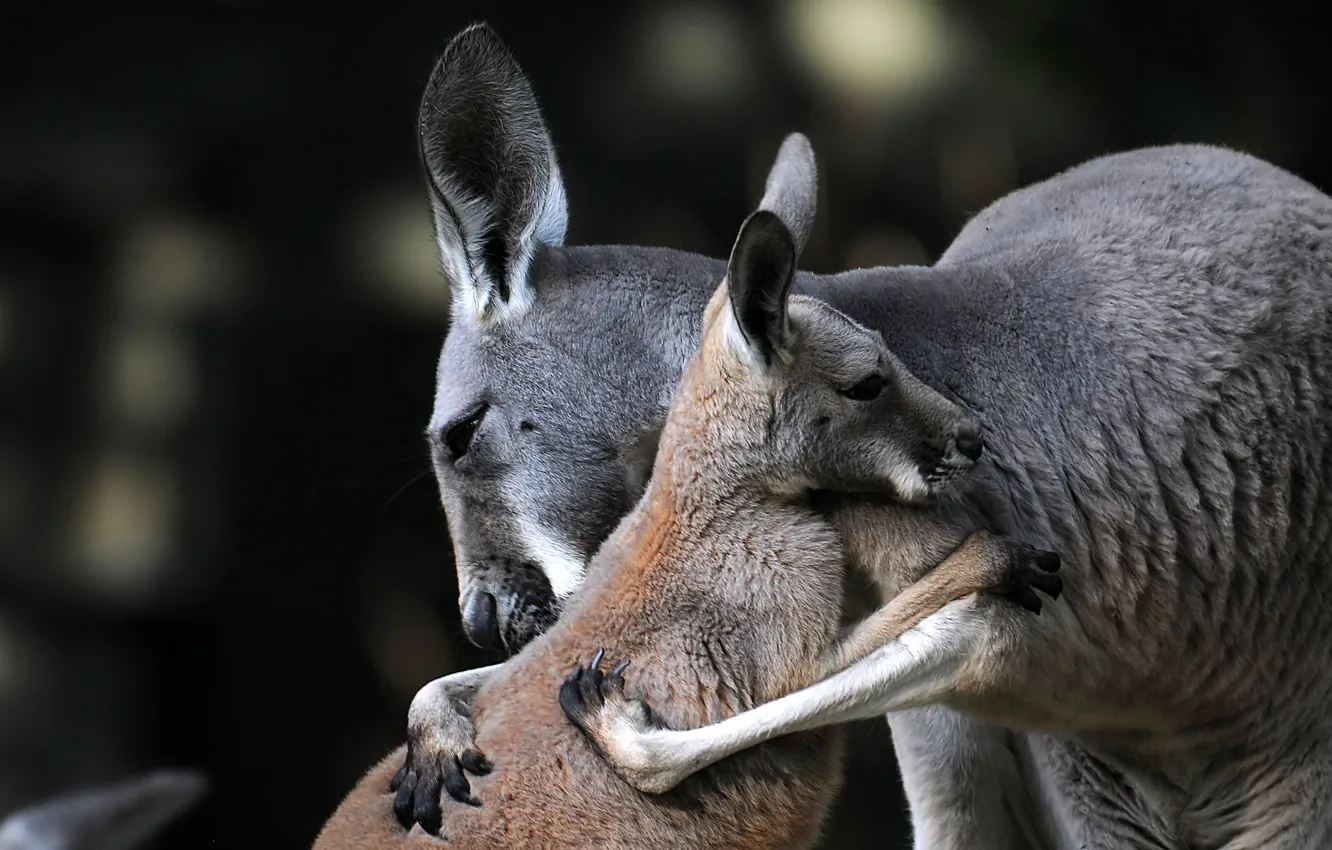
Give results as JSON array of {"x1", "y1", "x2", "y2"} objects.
[
  {"x1": 821, "y1": 531, "x2": 1027, "y2": 676},
  {"x1": 314, "y1": 217, "x2": 1054, "y2": 849},
  {"x1": 313, "y1": 749, "x2": 427, "y2": 850},
  {"x1": 313, "y1": 536, "x2": 1024, "y2": 850}
]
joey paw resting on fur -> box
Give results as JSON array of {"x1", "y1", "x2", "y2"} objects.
[
  {"x1": 559, "y1": 650, "x2": 683, "y2": 794},
  {"x1": 558, "y1": 649, "x2": 635, "y2": 745},
  {"x1": 389, "y1": 721, "x2": 493, "y2": 836},
  {"x1": 994, "y1": 541, "x2": 1063, "y2": 614}
]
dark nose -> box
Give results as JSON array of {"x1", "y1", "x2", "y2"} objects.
[
  {"x1": 955, "y1": 428, "x2": 984, "y2": 461},
  {"x1": 461, "y1": 589, "x2": 504, "y2": 651}
]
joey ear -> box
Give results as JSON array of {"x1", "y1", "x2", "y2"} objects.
[
  {"x1": 757, "y1": 133, "x2": 818, "y2": 259},
  {"x1": 0, "y1": 770, "x2": 206, "y2": 850},
  {"x1": 419, "y1": 23, "x2": 568, "y2": 322},
  {"x1": 725, "y1": 210, "x2": 797, "y2": 368}
]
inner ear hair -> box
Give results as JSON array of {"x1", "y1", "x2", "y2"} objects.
[
  {"x1": 417, "y1": 23, "x2": 568, "y2": 322},
  {"x1": 727, "y1": 210, "x2": 797, "y2": 368}
]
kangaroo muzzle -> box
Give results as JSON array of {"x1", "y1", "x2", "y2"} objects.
[
  {"x1": 911, "y1": 414, "x2": 985, "y2": 499},
  {"x1": 953, "y1": 423, "x2": 984, "y2": 462},
  {"x1": 457, "y1": 558, "x2": 561, "y2": 654},
  {"x1": 461, "y1": 587, "x2": 503, "y2": 652}
]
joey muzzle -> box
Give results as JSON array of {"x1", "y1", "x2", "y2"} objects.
[
  {"x1": 919, "y1": 418, "x2": 985, "y2": 475},
  {"x1": 954, "y1": 426, "x2": 984, "y2": 461}
]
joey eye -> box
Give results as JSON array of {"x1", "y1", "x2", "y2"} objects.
[
  {"x1": 443, "y1": 405, "x2": 488, "y2": 460},
  {"x1": 843, "y1": 374, "x2": 887, "y2": 401}
]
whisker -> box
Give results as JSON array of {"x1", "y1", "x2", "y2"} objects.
[{"x1": 381, "y1": 469, "x2": 434, "y2": 517}]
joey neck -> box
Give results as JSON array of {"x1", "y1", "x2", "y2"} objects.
[{"x1": 646, "y1": 452, "x2": 762, "y2": 523}]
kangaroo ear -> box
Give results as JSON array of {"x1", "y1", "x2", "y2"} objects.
[
  {"x1": 0, "y1": 770, "x2": 207, "y2": 850},
  {"x1": 724, "y1": 210, "x2": 797, "y2": 369},
  {"x1": 419, "y1": 23, "x2": 568, "y2": 323},
  {"x1": 757, "y1": 133, "x2": 818, "y2": 259}
]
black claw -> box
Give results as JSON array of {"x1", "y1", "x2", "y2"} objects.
[
  {"x1": 441, "y1": 757, "x2": 480, "y2": 808},
  {"x1": 392, "y1": 770, "x2": 417, "y2": 829},
  {"x1": 391, "y1": 739, "x2": 493, "y2": 834},
  {"x1": 460, "y1": 749, "x2": 493, "y2": 776},
  {"x1": 559, "y1": 652, "x2": 629, "y2": 730},
  {"x1": 559, "y1": 666, "x2": 594, "y2": 725},
  {"x1": 580, "y1": 661, "x2": 604, "y2": 705},
  {"x1": 1036, "y1": 551, "x2": 1061, "y2": 572},
  {"x1": 1011, "y1": 585, "x2": 1044, "y2": 614},
  {"x1": 603, "y1": 664, "x2": 628, "y2": 696},
  {"x1": 995, "y1": 541, "x2": 1065, "y2": 617},
  {"x1": 415, "y1": 769, "x2": 446, "y2": 833},
  {"x1": 1029, "y1": 570, "x2": 1063, "y2": 600},
  {"x1": 416, "y1": 805, "x2": 442, "y2": 837}
]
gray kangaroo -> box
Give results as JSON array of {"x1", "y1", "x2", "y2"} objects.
[
  {"x1": 398, "y1": 22, "x2": 1332, "y2": 850},
  {"x1": 314, "y1": 207, "x2": 1061, "y2": 850}
]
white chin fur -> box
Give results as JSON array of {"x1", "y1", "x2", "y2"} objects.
[
  {"x1": 888, "y1": 458, "x2": 931, "y2": 503},
  {"x1": 516, "y1": 519, "x2": 588, "y2": 599}
]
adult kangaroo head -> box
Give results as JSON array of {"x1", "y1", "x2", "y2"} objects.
[{"x1": 424, "y1": 23, "x2": 980, "y2": 654}]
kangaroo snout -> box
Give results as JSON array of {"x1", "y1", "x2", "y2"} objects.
[
  {"x1": 461, "y1": 587, "x2": 503, "y2": 652},
  {"x1": 910, "y1": 417, "x2": 985, "y2": 499},
  {"x1": 458, "y1": 559, "x2": 561, "y2": 654},
  {"x1": 922, "y1": 419, "x2": 984, "y2": 468}
]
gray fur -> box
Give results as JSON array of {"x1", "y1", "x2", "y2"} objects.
[
  {"x1": 757, "y1": 133, "x2": 818, "y2": 257},
  {"x1": 413, "y1": 23, "x2": 1332, "y2": 850},
  {"x1": 419, "y1": 22, "x2": 568, "y2": 321},
  {"x1": 329, "y1": 209, "x2": 1056, "y2": 850}
]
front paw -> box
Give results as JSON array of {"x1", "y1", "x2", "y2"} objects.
[
  {"x1": 558, "y1": 649, "x2": 637, "y2": 749},
  {"x1": 995, "y1": 541, "x2": 1062, "y2": 615},
  {"x1": 389, "y1": 718, "x2": 492, "y2": 836},
  {"x1": 558, "y1": 650, "x2": 681, "y2": 794}
]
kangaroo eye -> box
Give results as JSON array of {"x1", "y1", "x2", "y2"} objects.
[
  {"x1": 843, "y1": 375, "x2": 886, "y2": 401},
  {"x1": 444, "y1": 405, "x2": 488, "y2": 460}
]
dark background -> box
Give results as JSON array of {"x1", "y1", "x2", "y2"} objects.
[{"x1": 0, "y1": 1, "x2": 1325, "y2": 847}]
